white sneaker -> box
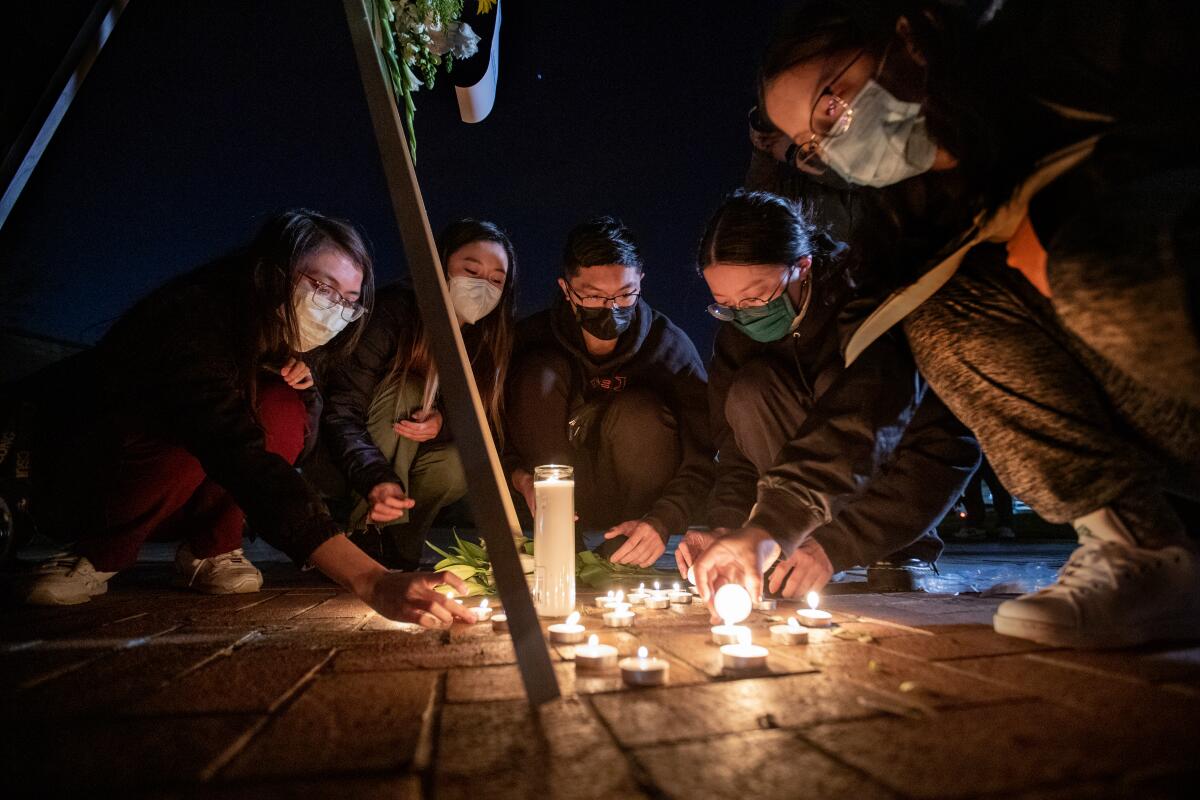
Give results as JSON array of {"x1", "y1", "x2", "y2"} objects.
[
  {"x1": 22, "y1": 554, "x2": 116, "y2": 606},
  {"x1": 994, "y1": 509, "x2": 1200, "y2": 648},
  {"x1": 175, "y1": 544, "x2": 263, "y2": 594}
]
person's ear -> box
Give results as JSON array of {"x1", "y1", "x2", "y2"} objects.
[
  {"x1": 557, "y1": 277, "x2": 572, "y2": 304},
  {"x1": 895, "y1": 16, "x2": 927, "y2": 67},
  {"x1": 796, "y1": 255, "x2": 813, "y2": 278}
]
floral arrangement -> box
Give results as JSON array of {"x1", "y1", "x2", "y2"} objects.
[
  {"x1": 372, "y1": 0, "x2": 494, "y2": 160},
  {"x1": 429, "y1": 531, "x2": 671, "y2": 596}
]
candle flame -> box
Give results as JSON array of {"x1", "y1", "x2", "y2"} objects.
[
  {"x1": 565, "y1": 611, "x2": 580, "y2": 626},
  {"x1": 737, "y1": 628, "x2": 751, "y2": 647},
  {"x1": 637, "y1": 646, "x2": 648, "y2": 659},
  {"x1": 479, "y1": 598, "x2": 489, "y2": 610},
  {"x1": 673, "y1": 582, "x2": 680, "y2": 591},
  {"x1": 615, "y1": 590, "x2": 625, "y2": 602},
  {"x1": 806, "y1": 591, "x2": 820, "y2": 611},
  {"x1": 638, "y1": 583, "x2": 645, "y2": 591},
  {"x1": 788, "y1": 617, "x2": 801, "y2": 631},
  {"x1": 653, "y1": 580, "x2": 660, "y2": 591},
  {"x1": 587, "y1": 634, "x2": 599, "y2": 647},
  {"x1": 606, "y1": 590, "x2": 614, "y2": 599}
]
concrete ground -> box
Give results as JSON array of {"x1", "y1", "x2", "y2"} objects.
[{"x1": 2, "y1": 539, "x2": 1199, "y2": 799}]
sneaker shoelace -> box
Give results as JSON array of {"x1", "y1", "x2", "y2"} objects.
[
  {"x1": 1055, "y1": 541, "x2": 1155, "y2": 594},
  {"x1": 183, "y1": 549, "x2": 247, "y2": 587}
]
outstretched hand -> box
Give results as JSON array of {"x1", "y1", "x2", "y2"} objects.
[
  {"x1": 365, "y1": 570, "x2": 477, "y2": 628},
  {"x1": 766, "y1": 538, "x2": 834, "y2": 598},
  {"x1": 691, "y1": 527, "x2": 781, "y2": 622},
  {"x1": 605, "y1": 520, "x2": 667, "y2": 568}
]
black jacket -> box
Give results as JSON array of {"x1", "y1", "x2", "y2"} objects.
[
  {"x1": 507, "y1": 297, "x2": 714, "y2": 535},
  {"x1": 707, "y1": 263, "x2": 978, "y2": 565},
  {"x1": 52, "y1": 259, "x2": 339, "y2": 565},
  {"x1": 319, "y1": 284, "x2": 489, "y2": 498}
]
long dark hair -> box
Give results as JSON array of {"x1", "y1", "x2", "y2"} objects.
[
  {"x1": 759, "y1": 0, "x2": 1037, "y2": 213},
  {"x1": 388, "y1": 219, "x2": 517, "y2": 441},
  {"x1": 248, "y1": 209, "x2": 374, "y2": 408}
]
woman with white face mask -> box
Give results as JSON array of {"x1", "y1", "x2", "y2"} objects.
[
  {"x1": 310, "y1": 219, "x2": 517, "y2": 569},
  {"x1": 19, "y1": 210, "x2": 479, "y2": 628}
]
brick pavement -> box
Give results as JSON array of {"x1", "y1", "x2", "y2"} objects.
[{"x1": 2, "y1": 560, "x2": 1198, "y2": 799}]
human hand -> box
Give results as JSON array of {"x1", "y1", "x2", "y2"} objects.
[
  {"x1": 674, "y1": 530, "x2": 717, "y2": 579},
  {"x1": 512, "y1": 469, "x2": 536, "y2": 516},
  {"x1": 605, "y1": 519, "x2": 667, "y2": 568},
  {"x1": 363, "y1": 569, "x2": 476, "y2": 627},
  {"x1": 280, "y1": 357, "x2": 314, "y2": 389},
  {"x1": 367, "y1": 481, "x2": 415, "y2": 523},
  {"x1": 766, "y1": 537, "x2": 834, "y2": 598},
  {"x1": 692, "y1": 526, "x2": 781, "y2": 620},
  {"x1": 1005, "y1": 214, "x2": 1051, "y2": 298},
  {"x1": 393, "y1": 409, "x2": 443, "y2": 442}
]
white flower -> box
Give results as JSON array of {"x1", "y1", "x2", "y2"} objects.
[{"x1": 427, "y1": 20, "x2": 480, "y2": 59}]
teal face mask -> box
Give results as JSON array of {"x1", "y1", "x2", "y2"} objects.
[{"x1": 732, "y1": 293, "x2": 797, "y2": 342}]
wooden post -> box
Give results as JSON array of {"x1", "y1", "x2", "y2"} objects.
[
  {"x1": 0, "y1": 0, "x2": 130, "y2": 232},
  {"x1": 342, "y1": 0, "x2": 560, "y2": 705}
]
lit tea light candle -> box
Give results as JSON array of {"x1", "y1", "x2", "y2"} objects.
[
  {"x1": 619, "y1": 646, "x2": 669, "y2": 686},
  {"x1": 473, "y1": 598, "x2": 493, "y2": 622},
  {"x1": 548, "y1": 611, "x2": 587, "y2": 643},
  {"x1": 603, "y1": 604, "x2": 635, "y2": 628},
  {"x1": 711, "y1": 583, "x2": 753, "y2": 645},
  {"x1": 720, "y1": 629, "x2": 769, "y2": 671},
  {"x1": 770, "y1": 616, "x2": 809, "y2": 645},
  {"x1": 642, "y1": 593, "x2": 669, "y2": 610},
  {"x1": 796, "y1": 591, "x2": 833, "y2": 628},
  {"x1": 668, "y1": 582, "x2": 692, "y2": 605},
  {"x1": 573, "y1": 634, "x2": 618, "y2": 671},
  {"x1": 595, "y1": 590, "x2": 617, "y2": 608},
  {"x1": 651, "y1": 580, "x2": 668, "y2": 596},
  {"x1": 491, "y1": 613, "x2": 509, "y2": 633},
  {"x1": 627, "y1": 583, "x2": 649, "y2": 605}
]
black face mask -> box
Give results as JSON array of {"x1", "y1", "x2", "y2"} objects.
[{"x1": 574, "y1": 303, "x2": 635, "y2": 341}]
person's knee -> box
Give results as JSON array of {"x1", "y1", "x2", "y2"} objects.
[
  {"x1": 408, "y1": 445, "x2": 469, "y2": 506},
  {"x1": 510, "y1": 351, "x2": 572, "y2": 405},
  {"x1": 603, "y1": 388, "x2": 676, "y2": 448},
  {"x1": 724, "y1": 357, "x2": 783, "y2": 436},
  {"x1": 257, "y1": 382, "x2": 307, "y2": 464}
]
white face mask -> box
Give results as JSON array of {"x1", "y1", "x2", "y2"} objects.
[
  {"x1": 293, "y1": 283, "x2": 350, "y2": 352},
  {"x1": 819, "y1": 79, "x2": 937, "y2": 187},
  {"x1": 448, "y1": 275, "x2": 503, "y2": 324}
]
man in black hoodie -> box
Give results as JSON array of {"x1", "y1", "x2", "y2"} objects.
[{"x1": 505, "y1": 217, "x2": 714, "y2": 567}]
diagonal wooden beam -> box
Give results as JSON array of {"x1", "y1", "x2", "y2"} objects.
[
  {"x1": 342, "y1": 0, "x2": 560, "y2": 705},
  {"x1": 0, "y1": 0, "x2": 130, "y2": 232}
]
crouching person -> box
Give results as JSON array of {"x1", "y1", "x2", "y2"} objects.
[
  {"x1": 309, "y1": 219, "x2": 517, "y2": 569},
  {"x1": 18, "y1": 209, "x2": 475, "y2": 626},
  {"x1": 680, "y1": 191, "x2": 979, "y2": 600}
]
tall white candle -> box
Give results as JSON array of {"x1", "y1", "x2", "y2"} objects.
[{"x1": 534, "y1": 465, "x2": 576, "y2": 617}]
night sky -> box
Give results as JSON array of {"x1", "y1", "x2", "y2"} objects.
[{"x1": 3, "y1": 1, "x2": 787, "y2": 360}]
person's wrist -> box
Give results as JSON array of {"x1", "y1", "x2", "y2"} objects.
[
  {"x1": 642, "y1": 516, "x2": 669, "y2": 541},
  {"x1": 351, "y1": 561, "x2": 389, "y2": 601},
  {"x1": 740, "y1": 526, "x2": 782, "y2": 571}
]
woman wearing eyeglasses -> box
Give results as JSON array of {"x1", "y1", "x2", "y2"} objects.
[
  {"x1": 704, "y1": 0, "x2": 1200, "y2": 648},
  {"x1": 680, "y1": 190, "x2": 978, "y2": 602},
  {"x1": 19, "y1": 210, "x2": 477, "y2": 626},
  {"x1": 310, "y1": 219, "x2": 517, "y2": 570},
  {"x1": 504, "y1": 216, "x2": 714, "y2": 568}
]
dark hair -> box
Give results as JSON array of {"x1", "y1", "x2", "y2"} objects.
[
  {"x1": 562, "y1": 216, "x2": 644, "y2": 278},
  {"x1": 759, "y1": 0, "x2": 1035, "y2": 213},
  {"x1": 248, "y1": 208, "x2": 374, "y2": 407},
  {"x1": 698, "y1": 190, "x2": 815, "y2": 270},
  {"x1": 390, "y1": 219, "x2": 517, "y2": 443}
]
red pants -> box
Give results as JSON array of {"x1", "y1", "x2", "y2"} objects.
[{"x1": 80, "y1": 381, "x2": 308, "y2": 572}]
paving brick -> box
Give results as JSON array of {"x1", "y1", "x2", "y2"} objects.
[
  {"x1": 293, "y1": 594, "x2": 374, "y2": 619},
  {"x1": 333, "y1": 637, "x2": 548, "y2": 671},
  {"x1": 204, "y1": 593, "x2": 330, "y2": 624},
  {"x1": 650, "y1": 627, "x2": 818, "y2": 678},
  {"x1": 131, "y1": 646, "x2": 332, "y2": 715},
  {"x1": 591, "y1": 672, "x2": 881, "y2": 747},
  {"x1": 635, "y1": 728, "x2": 895, "y2": 800},
  {"x1": 183, "y1": 775, "x2": 422, "y2": 799},
  {"x1": 436, "y1": 698, "x2": 645, "y2": 800},
  {"x1": 0, "y1": 715, "x2": 258, "y2": 792},
  {"x1": 0, "y1": 647, "x2": 101, "y2": 691},
  {"x1": 445, "y1": 661, "x2": 583, "y2": 702},
  {"x1": 804, "y1": 641, "x2": 1027, "y2": 710},
  {"x1": 804, "y1": 700, "x2": 1168, "y2": 798},
  {"x1": 7, "y1": 643, "x2": 230, "y2": 717},
  {"x1": 876, "y1": 625, "x2": 1054, "y2": 660},
  {"x1": 221, "y1": 670, "x2": 439, "y2": 780},
  {"x1": 1031, "y1": 644, "x2": 1200, "y2": 683}
]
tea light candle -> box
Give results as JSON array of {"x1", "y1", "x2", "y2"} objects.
[
  {"x1": 770, "y1": 616, "x2": 809, "y2": 645},
  {"x1": 711, "y1": 583, "x2": 753, "y2": 644},
  {"x1": 548, "y1": 611, "x2": 587, "y2": 643},
  {"x1": 755, "y1": 598, "x2": 778, "y2": 612},
  {"x1": 573, "y1": 634, "x2": 618, "y2": 671},
  {"x1": 796, "y1": 591, "x2": 833, "y2": 628},
  {"x1": 595, "y1": 590, "x2": 618, "y2": 608},
  {"x1": 627, "y1": 583, "x2": 649, "y2": 605},
  {"x1": 651, "y1": 580, "x2": 668, "y2": 597},
  {"x1": 668, "y1": 582, "x2": 692, "y2": 605},
  {"x1": 491, "y1": 613, "x2": 509, "y2": 633},
  {"x1": 473, "y1": 598, "x2": 493, "y2": 622},
  {"x1": 720, "y1": 629, "x2": 769, "y2": 671},
  {"x1": 619, "y1": 646, "x2": 669, "y2": 686},
  {"x1": 686, "y1": 566, "x2": 700, "y2": 594},
  {"x1": 603, "y1": 605, "x2": 635, "y2": 628},
  {"x1": 642, "y1": 594, "x2": 669, "y2": 610}
]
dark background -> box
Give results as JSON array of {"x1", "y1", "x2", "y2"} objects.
[{"x1": 1, "y1": 0, "x2": 787, "y2": 361}]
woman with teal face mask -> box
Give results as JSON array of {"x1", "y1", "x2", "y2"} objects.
[{"x1": 679, "y1": 190, "x2": 979, "y2": 602}]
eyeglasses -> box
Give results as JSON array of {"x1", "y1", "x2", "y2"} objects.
[
  {"x1": 707, "y1": 269, "x2": 794, "y2": 321},
  {"x1": 790, "y1": 49, "x2": 865, "y2": 174},
  {"x1": 568, "y1": 285, "x2": 641, "y2": 309},
  {"x1": 299, "y1": 273, "x2": 366, "y2": 322}
]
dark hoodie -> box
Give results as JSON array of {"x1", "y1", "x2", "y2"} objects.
[{"x1": 505, "y1": 297, "x2": 714, "y2": 536}]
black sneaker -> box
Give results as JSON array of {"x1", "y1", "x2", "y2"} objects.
[{"x1": 866, "y1": 558, "x2": 936, "y2": 592}]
